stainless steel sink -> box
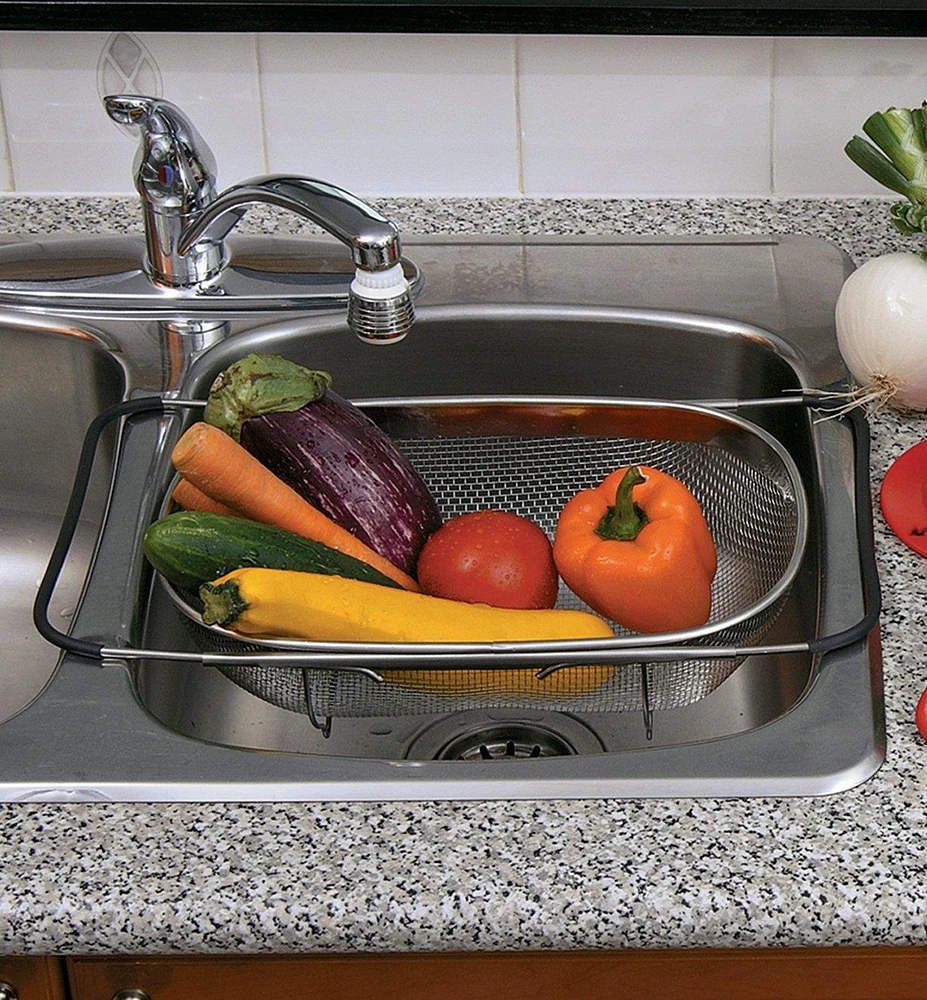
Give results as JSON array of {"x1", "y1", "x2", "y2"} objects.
[
  {"x1": 137, "y1": 305, "x2": 821, "y2": 752},
  {"x1": 0, "y1": 319, "x2": 124, "y2": 725},
  {"x1": 0, "y1": 234, "x2": 885, "y2": 801}
]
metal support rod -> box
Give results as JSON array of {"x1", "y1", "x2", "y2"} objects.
[{"x1": 641, "y1": 664, "x2": 654, "y2": 742}]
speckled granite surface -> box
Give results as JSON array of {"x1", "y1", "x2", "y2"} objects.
[{"x1": 2, "y1": 196, "x2": 927, "y2": 955}]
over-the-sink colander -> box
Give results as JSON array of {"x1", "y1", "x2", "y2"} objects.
[{"x1": 160, "y1": 396, "x2": 808, "y2": 718}]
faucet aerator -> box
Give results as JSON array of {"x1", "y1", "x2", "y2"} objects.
[
  {"x1": 347, "y1": 263, "x2": 415, "y2": 344},
  {"x1": 347, "y1": 288, "x2": 415, "y2": 344}
]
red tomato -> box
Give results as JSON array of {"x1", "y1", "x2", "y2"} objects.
[
  {"x1": 416, "y1": 510, "x2": 559, "y2": 609},
  {"x1": 916, "y1": 687, "x2": 927, "y2": 739}
]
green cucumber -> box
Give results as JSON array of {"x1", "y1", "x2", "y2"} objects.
[{"x1": 143, "y1": 510, "x2": 400, "y2": 591}]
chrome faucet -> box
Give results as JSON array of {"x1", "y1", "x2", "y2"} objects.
[
  {"x1": 103, "y1": 94, "x2": 223, "y2": 290},
  {"x1": 103, "y1": 94, "x2": 414, "y2": 343},
  {"x1": 0, "y1": 94, "x2": 422, "y2": 391}
]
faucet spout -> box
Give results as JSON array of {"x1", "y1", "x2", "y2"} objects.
[
  {"x1": 178, "y1": 174, "x2": 414, "y2": 343},
  {"x1": 178, "y1": 175, "x2": 403, "y2": 270}
]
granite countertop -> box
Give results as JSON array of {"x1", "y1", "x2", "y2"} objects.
[{"x1": 2, "y1": 195, "x2": 927, "y2": 955}]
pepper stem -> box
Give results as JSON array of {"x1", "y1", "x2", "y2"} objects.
[{"x1": 595, "y1": 466, "x2": 649, "y2": 541}]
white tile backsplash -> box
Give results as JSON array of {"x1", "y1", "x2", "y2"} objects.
[
  {"x1": 0, "y1": 32, "x2": 126, "y2": 192},
  {"x1": 517, "y1": 35, "x2": 772, "y2": 197},
  {"x1": 257, "y1": 34, "x2": 519, "y2": 196},
  {"x1": 0, "y1": 32, "x2": 923, "y2": 198},
  {"x1": 0, "y1": 32, "x2": 264, "y2": 194},
  {"x1": 774, "y1": 37, "x2": 927, "y2": 196}
]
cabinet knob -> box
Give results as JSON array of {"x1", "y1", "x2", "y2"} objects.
[
  {"x1": 112, "y1": 991, "x2": 151, "y2": 1000},
  {"x1": 0, "y1": 983, "x2": 18, "y2": 1000}
]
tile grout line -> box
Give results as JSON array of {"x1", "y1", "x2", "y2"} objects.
[
  {"x1": 0, "y1": 48, "x2": 14, "y2": 194},
  {"x1": 254, "y1": 33, "x2": 270, "y2": 175},
  {"x1": 513, "y1": 35, "x2": 525, "y2": 196},
  {"x1": 769, "y1": 38, "x2": 778, "y2": 197}
]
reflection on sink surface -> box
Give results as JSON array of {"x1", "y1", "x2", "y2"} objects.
[
  {"x1": 0, "y1": 322, "x2": 123, "y2": 723},
  {"x1": 0, "y1": 235, "x2": 884, "y2": 800}
]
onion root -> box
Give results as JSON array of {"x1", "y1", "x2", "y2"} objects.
[{"x1": 805, "y1": 376, "x2": 905, "y2": 420}]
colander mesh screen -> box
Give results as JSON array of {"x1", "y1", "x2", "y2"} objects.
[{"x1": 168, "y1": 410, "x2": 804, "y2": 717}]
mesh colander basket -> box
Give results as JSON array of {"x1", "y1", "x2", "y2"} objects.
[{"x1": 162, "y1": 396, "x2": 808, "y2": 717}]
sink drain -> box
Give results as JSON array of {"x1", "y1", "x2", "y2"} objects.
[
  {"x1": 406, "y1": 710, "x2": 605, "y2": 761},
  {"x1": 439, "y1": 723, "x2": 578, "y2": 760}
]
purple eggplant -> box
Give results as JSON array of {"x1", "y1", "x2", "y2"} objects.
[{"x1": 203, "y1": 353, "x2": 441, "y2": 577}]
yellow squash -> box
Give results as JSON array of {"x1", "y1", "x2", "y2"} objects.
[{"x1": 200, "y1": 567, "x2": 616, "y2": 696}]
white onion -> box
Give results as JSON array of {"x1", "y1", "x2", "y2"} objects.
[{"x1": 835, "y1": 251, "x2": 927, "y2": 411}]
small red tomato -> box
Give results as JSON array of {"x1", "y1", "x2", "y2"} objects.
[
  {"x1": 416, "y1": 510, "x2": 559, "y2": 609},
  {"x1": 916, "y1": 687, "x2": 927, "y2": 739}
]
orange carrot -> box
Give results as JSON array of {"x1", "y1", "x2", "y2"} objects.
[
  {"x1": 171, "y1": 477, "x2": 242, "y2": 517},
  {"x1": 171, "y1": 422, "x2": 419, "y2": 591}
]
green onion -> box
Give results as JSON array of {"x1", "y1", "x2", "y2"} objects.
[{"x1": 845, "y1": 103, "x2": 927, "y2": 235}]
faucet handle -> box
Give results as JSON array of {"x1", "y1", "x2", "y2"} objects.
[
  {"x1": 105, "y1": 94, "x2": 222, "y2": 287},
  {"x1": 103, "y1": 93, "x2": 155, "y2": 129},
  {"x1": 104, "y1": 95, "x2": 218, "y2": 212}
]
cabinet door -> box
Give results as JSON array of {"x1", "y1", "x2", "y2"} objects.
[
  {"x1": 0, "y1": 958, "x2": 68, "y2": 1000},
  {"x1": 65, "y1": 948, "x2": 927, "y2": 1000}
]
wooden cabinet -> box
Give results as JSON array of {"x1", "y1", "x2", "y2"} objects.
[
  {"x1": 0, "y1": 958, "x2": 67, "y2": 1000},
  {"x1": 4, "y1": 948, "x2": 927, "y2": 1000}
]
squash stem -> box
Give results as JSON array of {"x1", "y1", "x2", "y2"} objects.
[
  {"x1": 595, "y1": 466, "x2": 649, "y2": 541},
  {"x1": 200, "y1": 579, "x2": 248, "y2": 626}
]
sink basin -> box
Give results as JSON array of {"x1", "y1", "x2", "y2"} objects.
[
  {"x1": 0, "y1": 320, "x2": 124, "y2": 724},
  {"x1": 138, "y1": 304, "x2": 820, "y2": 753},
  {"x1": 0, "y1": 234, "x2": 884, "y2": 801}
]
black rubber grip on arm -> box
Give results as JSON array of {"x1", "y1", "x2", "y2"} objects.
[{"x1": 32, "y1": 396, "x2": 165, "y2": 660}]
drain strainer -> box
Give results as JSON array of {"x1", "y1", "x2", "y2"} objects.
[
  {"x1": 406, "y1": 710, "x2": 605, "y2": 761},
  {"x1": 438, "y1": 723, "x2": 577, "y2": 760}
]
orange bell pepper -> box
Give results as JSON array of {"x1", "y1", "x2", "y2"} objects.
[{"x1": 553, "y1": 465, "x2": 717, "y2": 634}]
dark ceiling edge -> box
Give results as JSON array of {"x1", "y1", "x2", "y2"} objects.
[{"x1": 0, "y1": 3, "x2": 924, "y2": 34}]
